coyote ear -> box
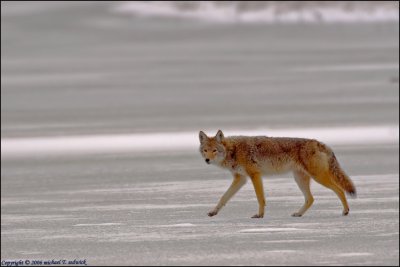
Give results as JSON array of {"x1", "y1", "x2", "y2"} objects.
[
  {"x1": 199, "y1": 131, "x2": 208, "y2": 143},
  {"x1": 215, "y1": 130, "x2": 224, "y2": 143}
]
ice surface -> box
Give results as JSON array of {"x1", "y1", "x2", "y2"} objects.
[
  {"x1": 1, "y1": 2, "x2": 398, "y2": 265},
  {"x1": 2, "y1": 153, "x2": 399, "y2": 265}
]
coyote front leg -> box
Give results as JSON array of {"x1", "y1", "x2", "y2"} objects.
[
  {"x1": 250, "y1": 173, "x2": 266, "y2": 218},
  {"x1": 208, "y1": 174, "x2": 246, "y2": 217}
]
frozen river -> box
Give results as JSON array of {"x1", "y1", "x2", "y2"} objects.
[{"x1": 1, "y1": 2, "x2": 399, "y2": 265}]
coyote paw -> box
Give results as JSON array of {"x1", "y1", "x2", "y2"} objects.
[
  {"x1": 251, "y1": 214, "x2": 264, "y2": 218},
  {"x1": 291, "y1": 212, "x2": 303, "y2": 217},
  {"x1": 207, "y1": 210, "x2": 218, "y2": 217},
  {"x1": 342, "y1": 209, "x2": 349, "y2": 216}
]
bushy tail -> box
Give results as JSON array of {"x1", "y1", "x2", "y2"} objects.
[{"x1": 329, "y1": 153, "x2": 357, "y2": 198}]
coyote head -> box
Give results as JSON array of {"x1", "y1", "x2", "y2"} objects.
[{"x1": 199, "y1": 130, "x2": 226, "y2": 165}]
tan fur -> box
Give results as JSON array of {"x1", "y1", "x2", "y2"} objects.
[{"x1": 199, "y1": 130, "x2": 356, "y2": 218}]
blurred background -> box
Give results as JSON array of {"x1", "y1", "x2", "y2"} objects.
[
  {"x1": 1, "y1": 1, "x2": 399, "y2": 265},
  {"x1": 2, "y1": 1, "x2": 399, "y2": 139}
]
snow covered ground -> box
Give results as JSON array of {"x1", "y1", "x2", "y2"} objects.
[
  {"x1": 1, "y1": 147, "x2": 399, "y2": 265},
  {"x1": 1, "y1": 2, "x2": 398, "y2": 265}
]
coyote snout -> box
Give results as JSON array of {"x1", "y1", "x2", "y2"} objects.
[{"x1": 199, "y1": 130, "x2": 356, "y2": 219}]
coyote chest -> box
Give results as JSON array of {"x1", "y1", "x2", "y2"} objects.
[{"x1": 222, "y1": 159, "x2": 247, "y2": 176}]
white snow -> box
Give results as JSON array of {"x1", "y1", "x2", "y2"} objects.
[
  {"x1": 1, "y1": 125, "x2": 398, "y2": 158},
  {"x1": 73, "y1": 223, "x2": 124, "y2": 227},
  {"x1": 114, "y1": 2, "x2": 399, "y2": 24},
  {"x1": 239, "y1": 228, "x2": 304, "y2": 233},
  {"x1": 338, "y1": 252, "x2": 373, "y2": 257},
  {"x1": 167, "y1": 223, "x2": 196, "y2": 227}
]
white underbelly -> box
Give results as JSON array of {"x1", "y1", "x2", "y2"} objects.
[{"x1": 260, "y1": 160, "x2": 294, "y2": 175}]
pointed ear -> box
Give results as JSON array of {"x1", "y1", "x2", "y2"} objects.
[
  {"x1": 199, "y1": 131, "x2": 208, "y2": 143},
  {"x1": 215, "y1": 130, "x2": 224, "y2": 143}
]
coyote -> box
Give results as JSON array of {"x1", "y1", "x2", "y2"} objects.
[{"x1": 199, "y1": 130, "x2": 356, "y2": 218}]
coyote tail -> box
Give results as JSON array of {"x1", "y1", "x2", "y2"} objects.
[{"x1": 329, "y1": 153, "x2": 357, "y2": 197}]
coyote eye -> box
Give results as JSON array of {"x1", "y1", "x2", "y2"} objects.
[
  {"x1": 212, "y1": 149, "x2": 217, "y2": 153},
  {"x1": 203, "y1": 149, "x2": 207, "y2": 152}
]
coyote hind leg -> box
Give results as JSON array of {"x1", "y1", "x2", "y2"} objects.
[
  {"x1": 327, "y1": 182, "x2": 350, "y2": 216},
  {"x1": 311, "y1": 172, "x2": 350, "y2": 216},
  {"x1": 292, "y1": 171, "x2": 314, "y2": 217}
]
